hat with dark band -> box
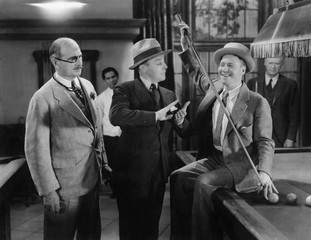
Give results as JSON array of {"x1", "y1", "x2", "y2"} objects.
[
  {"x1": 213, "y1": 42, "x2": 255, "y2": 73},
  {"x1": 129, "y1": 38, "x2": 172, "y2": 70}
]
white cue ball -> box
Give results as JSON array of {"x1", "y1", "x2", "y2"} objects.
[{"x1": 305, "y1": 195, "x2": 311, "y2": 206}]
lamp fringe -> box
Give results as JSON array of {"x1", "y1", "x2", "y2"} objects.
[{"x1": 251, "y1": 39, "x2": 311, "y2": 58}]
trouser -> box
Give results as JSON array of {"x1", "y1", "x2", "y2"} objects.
[
  {"x1": 114, "y1": 163, "x2": 166, "y2": 240},
  {"x1": 170, "y1": 154, "x2": 234, "y2": 240},
  {"x1": 103, "y1": 135, "x2": 120, "y2": 164},
  {"x1": 44, "y1": 183, "x2": 101, "y2": 240}
]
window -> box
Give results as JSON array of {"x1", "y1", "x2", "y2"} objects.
[{"x1": 194, "y1": 0, "x2": 258, "y2": 40}]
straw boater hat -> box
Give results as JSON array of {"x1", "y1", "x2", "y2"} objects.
[
  {"x1": 129, "y1": 38, "x2": 172, "y2": 70},
  {"x1": 213, "y1": 42, "x2": 255, "y2": 73}
]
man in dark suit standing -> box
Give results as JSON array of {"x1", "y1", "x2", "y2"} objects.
[
  {"x1": 25, "y1": 37, "x2": 107, "y2": 240},
  {"x1": 247, "y1": 58, "x2": 299, "y2": 147},
  {"x1": 110, "y1": 38, "x2": 190, "y2": 240}
]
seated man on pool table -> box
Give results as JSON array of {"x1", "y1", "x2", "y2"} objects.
[{"x1": 170, "y1": 23, "x2": 278, "y2": 240}]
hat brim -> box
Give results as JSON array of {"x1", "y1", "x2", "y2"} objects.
[
  {"x1": 129, "y1": 49, "x2": 172, "y2": 70},
  {"x1": 213, "y1": 47, "x2": 255, "y2": 73}
]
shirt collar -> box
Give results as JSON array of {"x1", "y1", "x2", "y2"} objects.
[
  {"x1": 140, "y1": 76, "x2": 158, "y2": 90},
  {"x1": 55, "y1": 72, "x2": 80, "y2": 88},
  {"x1": 223, "y1": 83, "x2": 242, "y2": 100},
  {"x1": 265, "y1": 73, "x2": 279, "y2": 85}
]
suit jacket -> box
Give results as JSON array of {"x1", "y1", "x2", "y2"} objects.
[
  {"x1": 247, "y1": 74, "x2": 299, "y2": 146},
  {"x1": 25, "y1": 76, "x2": 106, "y2": 199},
  {"x1": 180, "y1": 50, "x2": 275, "y2": 192},
  {"x1": 109, "y1": 78, "x2": 189, "y2": 187}
]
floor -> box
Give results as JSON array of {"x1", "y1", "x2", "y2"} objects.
[{"x1": 10, "y1": 184, "x2": 171, "y2": 240}]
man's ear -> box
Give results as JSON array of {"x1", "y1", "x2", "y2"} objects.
[{"x1": 50, "y1": 55, "x2": 57, "y2": 68}]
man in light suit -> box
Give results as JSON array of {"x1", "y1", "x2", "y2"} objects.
[
  {"x1": 25, "y1": 37, "x2": 107, "y2": 240},
  {"x1": 170, "y1": 25, "x2": 277, "y2": 240},
  {"x1": 247, "y1": 58, "x2": 299, "y2": 147},
  {"x1": 110, "y1": 38, "x2": 190, "y2": 240}
]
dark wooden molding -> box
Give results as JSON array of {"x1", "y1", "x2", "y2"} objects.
[
  {"x1": 33, "y1": 50, "x2": 99, "y2": 89},
  {"x1": 0, "y1": 19, "x2": 146, "y2": 40}
]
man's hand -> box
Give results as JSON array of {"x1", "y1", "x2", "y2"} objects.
[
  {"x1": 259, "y1": 171, "x2": 278, "y2": 200},
  {"x1": 156, "y1": 99, "x2": 179, "y2": 121},
  {"x1": 103, "y1": 164, "x2": 113, "y2": 186},
  {"x1": 284, "y1": 139, "x2": 294, "y2": 148},
  {"x1": 179, "y1": 22, "x2": 190, "y2": 51},
  {"x1": 43, "y1": 190, "x2": 60, "y2": 213},
  {"x1": 174, "y1": 101, "x2": 190, "y2": 126}
]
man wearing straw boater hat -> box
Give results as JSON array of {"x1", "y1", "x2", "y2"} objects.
[
  {"x1": 110, "y1": 38, "x2": 190, "y2": 240},
  {"x1": 170, "y1": 24, "x2": 277, "y2": 240}
]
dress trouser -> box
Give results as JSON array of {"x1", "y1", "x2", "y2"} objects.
[
  {"x1": 170, "y1": 153, "x2": 234, "y2": 240},
  {"x1": 44, "y1": 182, "x2": 101, "y2": 240},
  {"x1": 115, "y1": 161, "x2": 166, "y2": 240},
  {"x1": 103, "y1": 135, "x2": 120, "y2": 164}
]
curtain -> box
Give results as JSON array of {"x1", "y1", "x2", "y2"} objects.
[{"x1": 133, "y1": 0, "x2": 174, "y2": 91}]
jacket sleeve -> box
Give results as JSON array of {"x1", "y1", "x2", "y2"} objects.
[
  {"x1": 25, "y1": 93, "x2": 60, "y2": 196},
  {"x1": 110, "y1": 83, "x2": 156, "y2": 127},
  {"x1": 254, "y1": 96, "x2": 275, "y2": 176},
  {"x1": 179, "y1": 49, "x2": 212, "y2": 93}
]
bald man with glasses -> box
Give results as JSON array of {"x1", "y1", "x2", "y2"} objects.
[{"x1": 25, "y1": 37, "x2": 108, "y2": 240}]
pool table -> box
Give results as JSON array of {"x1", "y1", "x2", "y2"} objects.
[
  {"x1": 175, "y1": 148, "x2": 311, "y2": 240},
  {"x1": 0, "y1": 157, "x2": 27, "y2": 240}
]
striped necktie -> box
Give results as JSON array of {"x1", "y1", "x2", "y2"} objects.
[
  {"x1": 213, "y1": 91, "x2": 229, "y2": 146},
  {"x1": 71, "y1": 80, "x2": 85, "y2": 105}
]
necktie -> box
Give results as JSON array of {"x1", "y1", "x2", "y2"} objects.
[
  {"x1": 266, "y1": 79, "x2": 273, "y2": 92},
  {"x1": 213, "y1": 91, "x2": 229, "y2": 146},
  {"x1": 150, "y1": 83, "x2": 160, "y2": 109},
  {"x1": 71, "y1": 80, "x2": 85, "y2": 105}
]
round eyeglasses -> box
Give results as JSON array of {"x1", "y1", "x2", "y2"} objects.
[{"x1": 54, "y1": 54, "x2": 83, "y2": 63}]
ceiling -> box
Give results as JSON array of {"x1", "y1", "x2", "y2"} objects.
[{"x1": 0, "y1": 0, "x2": 132, "y2": 20}]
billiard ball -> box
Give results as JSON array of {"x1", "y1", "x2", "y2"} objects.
[
  {"x1": 268, "y1": 193, "x2": 279, "y2": 204},
  {"x1": 286, "y1": 193, "x2": 297, "y2": 204},
  {"x1": 306, "y1": 195, "x2": 311, "y2": 206}
]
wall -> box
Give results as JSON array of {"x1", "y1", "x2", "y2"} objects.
[
  {"x1": 0, "y1": 39, "x2": 134, "y2": 124},
  {"x1": 0, "y1": 0, "x2": 135, "y2": 124}
]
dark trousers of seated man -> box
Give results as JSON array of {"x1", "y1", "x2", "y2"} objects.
[{"x1": 170, "y1": 151, "x2": 234, "y2": 240}]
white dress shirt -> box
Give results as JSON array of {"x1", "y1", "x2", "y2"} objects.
[
  {"x1": 265, "y1": 73, "x2": 279, "y2": 89},
  {"x1": 97, "y1": 87, "x2": 121, "y2": 137},
  {"x1": 213, "y1": 84, "x2": 241, "y2": 150},
  {"x1": 54, "y1": 72, "x2": 80, "y2": 88}
]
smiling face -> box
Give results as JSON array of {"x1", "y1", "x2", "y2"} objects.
[
  {"x1": 218, "y1": 54, "x2": 246, "y2": 90},
  {"x1": 52, "y1": 40, "x2": 83, "y2": 81},
  {"x1": 139, "y1": 55, "x2": 167, "y2": 83}
]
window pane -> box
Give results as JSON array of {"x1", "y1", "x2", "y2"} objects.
[
  {"x1": 246, "y1": 10, "x2": 258, "y2": 38},
  {"x1": 194, "y1": 0, "x2": 258, "y2": 40}
]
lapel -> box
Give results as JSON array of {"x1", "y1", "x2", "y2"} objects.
[
  {"x1": 194, "y1": 80, "x2": 223, "y2": 126},
  {"x1": 224, "y1": 83, "x2": 249, "y2": 137},
  {"x1": 256, "y1": 77, "x2": 265, "y2": 96},
  {"x1": 272, "y1": 75, "x2": 286, "y2": 105},
  {"x1": 51, "y1": 78, "x2": 93, "y2": 128},
  {"x1": 79, "y1": 77, "x2": 97, "y2": 127},
  {"x1": 133, "y1": 78, "x2": 156, "y2": 111}
]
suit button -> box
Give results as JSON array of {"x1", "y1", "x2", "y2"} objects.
[{"x1": 88, "y1": 130, "x2": 92, "y2": 133}]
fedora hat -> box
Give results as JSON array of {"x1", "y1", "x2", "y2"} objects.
[
  {"x1": 213, "y1": 42, "x2": 255, "y2": 73},
  {"x1": 129, "y1": 38, "x2": 172, "y2": 70}
]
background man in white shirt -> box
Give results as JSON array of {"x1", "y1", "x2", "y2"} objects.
[{"x1": 96, "y1": 67, "x2": 121, "y2": 194}]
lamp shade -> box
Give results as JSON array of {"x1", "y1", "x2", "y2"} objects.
[{"x1": 251, "y1": 0, "x2": 311, "y2": 58}]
